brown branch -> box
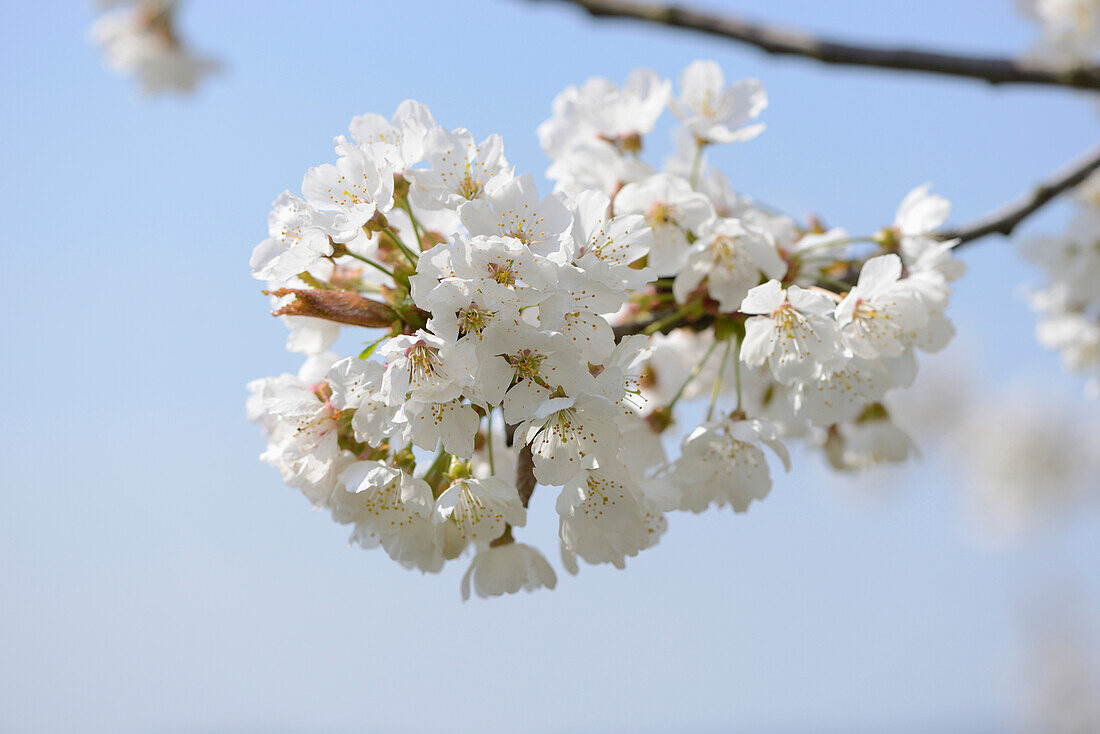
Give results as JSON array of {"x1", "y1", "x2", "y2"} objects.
[
  {"x1": 943, "y1": 141, "x2": 1100, "y2": 246},
  {"x1": 265, "y1": 288, "x2": 398, "y2": 328},
  {"x1": 530, "y1": 0, "x2": 1100, "y2": 90}
]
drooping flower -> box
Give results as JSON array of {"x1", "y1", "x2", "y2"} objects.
[
  {"x1": 461, "y1": 542, "x2": 557, "y2": 601},
  {"x1": 671, "y1": 418, "x2": 790, "y2": 513},
  {"x1": 435, "y1": 476, "x2": 526, "y2": 556}
]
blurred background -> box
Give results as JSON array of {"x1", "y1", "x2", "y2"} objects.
[{"x1": 1, "y1": 0, "x2": 1098, "y2": 731}]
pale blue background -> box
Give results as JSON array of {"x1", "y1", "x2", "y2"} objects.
[{"x1": 1, "y1": 1, "x2": 1098, "y2": 731}]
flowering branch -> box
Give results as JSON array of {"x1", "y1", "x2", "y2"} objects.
[
  {"x1": 248, "y1": 59, "x2": 1038, "y2": 598},
  {"x1": 610, "y1": 141, "x2": 1100, "y2": 340},
  {"x1": 529, "y1": 0, "x2": 1100, "y2": 90},
  {"x1": 267, "y1": 288, "x2": 398, "y2": 328},
  {"x1": 943, "y1": 140, "x2": 1100, "y2": 246}
]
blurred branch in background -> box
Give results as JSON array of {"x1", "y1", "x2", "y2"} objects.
[{"x1": 528, "y1": 0, "x2": 1100, "y2": 90}]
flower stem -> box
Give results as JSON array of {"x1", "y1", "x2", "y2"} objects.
[
  {"x1": 421, "y1": 448, "x2": 453, "y2": 496},
  {"x1": 401, "y1": 200, "x2": 426, "y2": 251},
  {"x1": 485, "y1": 409, "x2": 496, "y2": 475},
  {"x1": 643, "y1": 302, "x2": 701, "y2": 335},
  {"x1": 344, "y1": 251, "x2": 395, "y2": 278},
  {"x1": 668, "y1": 339, "x2": 719, "y2": 411},
  {"x1": 689, "y1": 139, "x2": 704, "y2": 189},
  {"x1": 707, "y1": 337, "x2": 734, "y2": 421},
  {"x1": 383, "y1": 228, "x2": 419, "y2": 265}
]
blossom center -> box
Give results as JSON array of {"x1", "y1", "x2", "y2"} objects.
[
  {"x1": 458, "y1": 304, "x2": 495, "y2": 336},
  {"x1": 407, "y1": 342, "x2": 443, "y2": 384},
  {"x1": 510, "y1": 349, "x2": 546, "y2": 380},
  {"x1": 458, "y1": 161, "x2": 482, "y2": 200},
  {"x1": 487, "y1": 261, "x2": 517, "y2": 286},
  {"x1": 645, "y1": 201, "x2": 674, "y2": 226}
]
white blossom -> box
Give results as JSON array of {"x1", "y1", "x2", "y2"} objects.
[
  {"x1": 461, "y1": 542, "x2": 557, "y2": 601},
  {"x1": 615, "y1": 173, "x2": 716, "y2": 276},
  {"x1": 435, "y1": 476, "x2": 526, "y2": 555},
  {"x1": 519, "y1": 395, "x2": 622, "y2": 486},
  {"x1": 301, "y1": 140, "x2": 396, "y2": 235},
  {"x1": 246, "y1": 69, "x2": 964, "y2": 597},
  {"x1": 408, "y1": 127, "x2": 512, "y2": 210},
  {"x1": 671, "y1": 60, "x2": 767, "y2": 144},
  {"x1": 557, "y1": 461, "x2": 667, "y2": 571},
  {"x1": 673, "y1": 217, "x2": 786, "y2": 310},
  {"x1": 336, "y1": 462, "x2": 443, "y2": 573},
  {"x1": 740, "y1": 280, "x2": 843, "y2": 384},
  {"x1": 891, "y1": 184, "x2": 965, "y2": 282},
  {"x1": 671, "y1": 418, "x2": 790, "y2": 513},
  {"x1": 835, "y1": 254, "x2": 930, "y2": 359},
  {"x1": 459, "y1": 174, "x2": 572, "y2": 258},
  {"x1": 538, "y1": 68, "x2": 670, "y2": 158},
  {"x1": 250, "y1": 192, "x2": 335, "y2": 285},
  {"x1": 349, "y1": 99, "x2": 438, "y2": 170}
]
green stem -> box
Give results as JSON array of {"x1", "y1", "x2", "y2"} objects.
[
  {"x1": 707, "y1": 337, "x2": 734, "y2": 422},
  {"x1": 421, "y1": 448, "x2": 453, "y2": 496},
  {"x1": 383, "y1": 228, "x2": 419, "y2": 266},
  {"x1": 668, "y1": 340, "x2": 719, "y2": 412},
  {"x1": 689, "y1": 139, "x2": 704, "y2": 189},
  {"x1": 485, "y1": 409, "x2": 496, "y2": 475},
  {"x1": 401, "y1": 200, "x2": 425, "y2": 251},
  {"x1": 643, "y1": 302, "x2": 701, "y2": 336},
  {"x1": 344, "y1": 251, "x2": 395, "y2": 278}
]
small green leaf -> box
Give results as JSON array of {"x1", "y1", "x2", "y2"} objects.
[{"x1": 358, "y1": 334, "x2": 388, "y2": 360}]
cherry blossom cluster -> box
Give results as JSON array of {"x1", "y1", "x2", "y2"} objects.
[
  {"x1": 91, "y1": 0, "x2": 219, "y2": 95},
  {"x1": 1019, "y1": 0, "x2": 1100, "y2": 67},
  {"x1": 248, "y1": 60, "x2": 964, "y2": 599},
  {"x1": 1020, "y1": 170, "x2": 1100, "y2": 396}
]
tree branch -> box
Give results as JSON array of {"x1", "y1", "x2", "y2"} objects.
[
  {"x1": 944, "y1": 141, "x2": 1100, "y2": 246},
  {"x1": 611, "y1": 142, "x2": 1100, "y2": 338},
  {"x1": 530, "y1": 0, "x2": 1100, "y2": 90}
]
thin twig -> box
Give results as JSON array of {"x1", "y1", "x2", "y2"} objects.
[
  {"x1": 943, "y1": 141, "x2": 1100, "y2": 246},
  {"x1": 530, "y1": 0, "x2": 1100, "y2": 90}
]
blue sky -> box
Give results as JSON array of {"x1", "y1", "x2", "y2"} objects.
[{"x1": 1, "y1": 0, "x2": 1098, "y2": 732}]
